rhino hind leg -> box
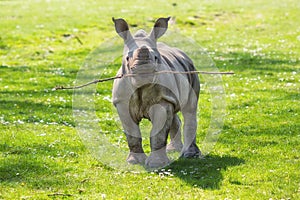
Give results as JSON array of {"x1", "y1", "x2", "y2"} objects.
[
  {"x1": 166, "y1": 114, "x2": 183, "y2": 152},
  {"x1": 181, "y1": 111, "x2": 201, "y2": 158}
]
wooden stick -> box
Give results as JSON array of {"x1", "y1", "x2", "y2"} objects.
[
  {"x1": 53, "y1": 75, "x2": 123, "y2": 90},
  {"x1": 53, "y1": 70, "x2": 234, "y2": 91}
]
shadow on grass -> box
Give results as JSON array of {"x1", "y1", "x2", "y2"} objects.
[
  {"x1": 0, "y1": 143, "x2": 84, "y2": 188},
  {"x1": 0, "y1": 157, "x2": 49, "y2": 183},
  {"x1": 166, "y1": 155, "x2": 244, "y2": 190}
]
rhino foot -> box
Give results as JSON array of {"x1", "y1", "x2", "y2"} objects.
[
  {"x1": 127, "y1": 152, "x2": 147, "y2": 165},
  {"x1": 166, "y1": 142, "x2": 183, "y2": 152},
  {"x1": 145, "y1": 150, "x2": 170, "y2": 169},
  {"x1": 181, "y1": 143, "x2": 201, "y2": 158}
]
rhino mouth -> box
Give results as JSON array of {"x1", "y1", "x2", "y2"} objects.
[
  {"x1": 131, "y1": 66, "x2": 156, "y2": 74},
  {"x1": 133, "y1": 59, "x2": 151, "y2": 65},
  {"x1": 130, "y1": 59, "x2": 157, "y2": 74}
]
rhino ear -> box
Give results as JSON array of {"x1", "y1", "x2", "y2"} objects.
[
  {"x1": 150, "y1": 17, "x2": 171, "y2": 40},
  {"x1": 112, "y1": 17, "x2": 132, "y2": 41}
]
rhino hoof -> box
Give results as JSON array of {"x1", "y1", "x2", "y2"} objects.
[
  {"x1": 166, "y1": 142, "x2": 183, "y2": 152},
  {"x1": 127, "y1": 152, "x2": 147, "y2": 165},
  {"x1": 181, "y1": 145, "x2": 201, "y2": 158},
  {"x1": 145, "y1": 152, "x2": 170, "y2": 169},
  {"x1": 181, "y1": 151, "x2": 201, "y2": 158}
]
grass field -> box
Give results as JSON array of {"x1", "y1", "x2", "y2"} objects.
[{"x1": 1, "y1": 0, "x2": 299, "y2": 199}]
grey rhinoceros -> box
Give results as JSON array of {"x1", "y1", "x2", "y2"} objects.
[{"x1": 112, "y1": 17, "x2": 201, "y2": 168}]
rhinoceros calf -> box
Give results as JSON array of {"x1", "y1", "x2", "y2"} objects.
[{"x1": 112, "y1": 17, "x2": 201, "y2": 168}]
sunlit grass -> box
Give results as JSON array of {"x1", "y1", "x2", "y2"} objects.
[{"x1": 1, "y1": 0, "x2": 299, "y2": 199}]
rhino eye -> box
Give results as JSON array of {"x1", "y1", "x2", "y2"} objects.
[
  {"x1": 126, "y1": 51, "x2": 133, "y2": 61},
  {"x1": 154, "y1": 56, "x2": 158, "y2": 61}
]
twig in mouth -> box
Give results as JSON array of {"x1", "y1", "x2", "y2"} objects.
[{"x1": 53, "y1": 70, "x2": 234, "y2": 91}]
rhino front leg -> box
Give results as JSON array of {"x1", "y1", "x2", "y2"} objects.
[
  {"x1": 125, "y1": 133, "x2": 148, "y2": 165},
  {"x1": 116, "y1": 104, "x2": 147, "y2": 165},
  {"x1": 167, "y1": 114, "x2": 183, "y2": 152},
  {"x1": 181, "y1": 111, "x2": 201, "y2": 158},
  {"x1": 146, "y1": 103, "x2": 173, "y2": 168}
]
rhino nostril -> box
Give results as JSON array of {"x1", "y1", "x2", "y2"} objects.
[
  {"x1": 139, "y1": 48, "x2": 149, "y2": 54},
  {"x1": 137, "y1": 48, "x2": 150, "y2": 59}
]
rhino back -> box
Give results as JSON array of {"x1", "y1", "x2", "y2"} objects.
[{"x1": 157, "y1": 42, "x2": 200, "y2": 97}]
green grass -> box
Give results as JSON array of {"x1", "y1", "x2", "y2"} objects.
[{"x1": 1, "y1": 0, "x2": 299, "y2": 199}]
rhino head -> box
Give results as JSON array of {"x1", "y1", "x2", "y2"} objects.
[{"x1": 112, "y1": 17, "x2": 170, "y2": 77}]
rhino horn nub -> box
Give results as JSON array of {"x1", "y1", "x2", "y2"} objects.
[{"x1": 137, "y1": 46, "x2": 150, "y2": 59}]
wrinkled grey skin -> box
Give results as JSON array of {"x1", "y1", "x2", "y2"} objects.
[{"x1": 112, "y1": 17, "x2": 201, "y2": 168}]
